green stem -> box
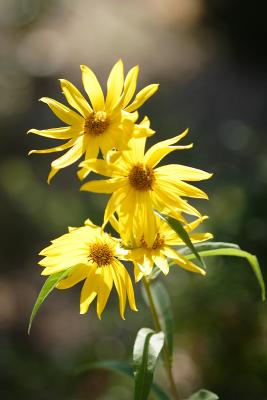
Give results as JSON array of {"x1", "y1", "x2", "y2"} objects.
[{"x1": 142, "y1": 277, "x2": 181, "y2": 400}]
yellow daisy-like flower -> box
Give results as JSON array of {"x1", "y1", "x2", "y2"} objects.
[
  {"x1": 28, "y1": 60, "x2": 158, "y2": 183},
  {"x1": 38, "y1": 219, "x2": 137, "y2": 319},
  {"x1": 80, "y1": 130, "x2": 212, "y2": 247},
  {"x1": 111, "y1": 214, "x2": 213, "y2": 281}
]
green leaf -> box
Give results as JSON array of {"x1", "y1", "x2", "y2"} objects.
[
  {"x1": 179, "y1": 241, "x2": 240, "y2": 255},
  {"x1": 142, "y1": 281, "x2": 173, "y2": 359},
  {"x1": 155, "y1": 211, "x2": 206, "y2": 271},
  {"x1": 77, "y1": 360, "x2": 171, "y2": 400},
  {"x1": 187, "y1": 389, "x2": 219, "y2": 400},
  {"x1": 133, "y1": 328, "x2": 165, "y2": 400},
  {"x1": 28, "y1": 268, "x2": 72, "y2": 334},
  {"x1": 185, "y1": 247, "x2": 265, "y2": 301}
]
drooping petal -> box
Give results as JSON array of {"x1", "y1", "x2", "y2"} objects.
[
  {"x1": 156, "y1": 179, "x2": 209, "y2": 199},
  {"x1": 153, "y1": 254, "x2": 169, "y2": 275},
  {"x1": 105, "y1": 59, "x2": 124, "y2": 112},
  {"x1": 29, "y1": 137, "x2": 77, "y2": 155},
  {"x1": 125, "y1": 83, "x2": 159, "y2": 113},
  {"x1": 40, "y1": 97, "x2": 83, "y2": 126},
  {"x1": 96, "y1": 266, "x2": 113, "y2": 319},
  {"x1": 80, "y1": 65, "x2": 105, "y2": 111},
  {"x1": 110, "y1": 261, "x2": 126, "y2": 319},
  {"x1": 103, "y1": 187, "x2": 129, "y2": 228},
  {"x1": 134, "y1": 262, "x2": 143, "y2": 282},
  {"x1": 163, "y1": 247, "x2": 206, "y2": 275},
  {"x1": 132, "y1": 116, "x2": 155, "y2": 138},
  {"x1": 123, "y1": 65, "x2": 139, "y2": 108},
  {"x1": 80, "y1": 265, "x2": 98, "y2": 314},
  {"x1": 77, "y1": 137, "x2": 100, "y2": 180},
  {"x1": 79, "y1": 158, "x2": 125, "y2": 178},
  {"x1": 60, "y1": 79, "x2": 92, "y2": 117}
]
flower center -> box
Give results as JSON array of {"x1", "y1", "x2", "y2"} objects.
[
  {"x1": 89, "y1": 242, "x2": 114, "y2": 266},
  {"x1": 140, "y1": 233, "x2": 165, "y2": 249},
  {"x1": 84, "y1": 111, "x2": 109, "y2": 136},
  {"x1": 128, "y1": 163, "x2": 155, "y2": 191}
]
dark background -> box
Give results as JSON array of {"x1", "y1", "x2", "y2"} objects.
[{"x1": 1, "y1": 0, "x2": 267, "y2": 399}]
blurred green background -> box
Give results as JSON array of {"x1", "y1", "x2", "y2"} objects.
[{"x1": 1, "y1": 0, "x2": 267, "y2": 399}]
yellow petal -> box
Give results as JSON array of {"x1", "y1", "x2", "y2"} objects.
[
  {"x1": 157, "y1": 179, "x2": 209, "y2": 199},
  {"x1": 110, "y1": 261, "x2": 126, "y2": 319},
  {"x1": 81, "y1": 177, "x2": 127, "y2": 193},
  {"x1": 77, "y1": 137, "x2": 99, "y2": 180},
  {"x1": 51, "y1": 135, "x2": 88, "y2": 169},
  {"x1": 134, "y1": 262, "x2": 143, "y2": 282},
  {"x1": 132, "y1": 116, "x2": 155, "y2": 138},
  {"x1": 80, "y1": 265, "x2": 98, "y2": 314},
  {"x1": 56, "y1": 264, "x2": 88, "y2": 289},
  {"x1": 125, "y1": 83, "x2": 159, "y2": 113},
  {"x1": 60, "y1": 79, "x2": 91, "y2": 117},
  {"x1": 164, "y1": 247, "x2": 206, "y2": 275},
  {"x1": 80, "y1": 65, "x2": 105, "y2": 111},
  {"x1": 105, "y1": 60, "x2": 124, "y2": 112},
  {"x1": 153, "y1": 254, "x2": 169, "y2": 275},
  {"x1": 123, "y1": 65, "x2": 139, "y2": 108},
  {"x1": 29, "y1": 137, "x2": 77, "y2": 155},
  {"x1": 79, "y1": 158, "x2": 125, "y2": 178},
  {"x1": 27, "y1": 126, "x2": 82, "y2": 140},
  {"x1": 103, "y1": 187, "x2": 129, "y2": 228},
  {"x1": 40, "y1": 97, "x2": 83, "y2": 126},
  {"x1": 97, "y1": 266, "x2": 113, "y2": 319},
  {"x1": 144, "y1": 129, "x2": 192, "y2": 168},
  {"x1": 156, "y1": 164, "x2": 213, "y2": 181}
]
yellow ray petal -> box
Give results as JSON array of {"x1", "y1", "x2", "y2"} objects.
[
  {"x1": 163, "y1": 247, "x2": 206, "y2": 275},
  {"x1": 27, "y1": 126, "x2": 82, "y2": 140},
  {"x1": 80, "y1": 65, "x2": 105, "y2": 111},
  {"x1": 134, "y1": 262, "x2": 143, "y2": 282},
  {"x1": 40, "y1": 97, "x2": 83, "y2": 126},
  {"x1": 97, "y1": 266, "x2": 113, "y2": 319},
  {"x1": 56, "y1": 264, "x2": 88, "y2": 289},
  {"x1": 123, "y1": 65, "x2": 139, "y2": 108},
  {"x1": 51, "y1": 135, "x2": 88, "y2": 169},
  {"x1": 103, "y1": 187, "x2": 129, "y2": 228},
  {"x1": 128, "y1": 137, "x2": 146, "y2": 162},
  {"x1": 105, "y1": 60, "x2": 124, "y2": 112},
  {"x1": 81, "y1": 177, "x2": 127, "y2": 193},
  {"x1": 124, "y1": 83, "x2": 159, "y2": 113},
  {"x1": 144, "y1": 129, "x2": 192, "y2": 168},
  {"x1": 110, "y1": 262, "x2": 126, "y2": 319},
  {"x1": 60, "y1": 79, "x2": 91, "y2": 117},
  {"x1": 77, "y1": 136, "x2": 100, "y2": 180},
  {"x1": 153, "y1": 254, "x2": 169, "y2": 275},
  {"x1": 156, "y1": 164, "x2": 213, "y2": 181},
  {"x1": 132, "y1": 116, "x2": 155, "y2": 138},
  {"x1": 29, "y1": 137, "x2": 77, "y2": 155},
  {"x1": 157, "y1": 179, "x2": 209, "y2": 199},
  {"x1": 79, "y1": 158, "x2": 125, "y2": 178},
  {"x1": 80, "y1": 265, "x2": 98, "y2": 314}
]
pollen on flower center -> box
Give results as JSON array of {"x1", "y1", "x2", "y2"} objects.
[
  {"x1": 84, "y1": 111, "x2": 109, "y2": 136},
  {"x1": 140, "y1": 233, "x2": 165, "y2": 249},
  {"x1": 89, "y1": 242, "x2": 114, "y2": 266},
  {"x1": 128, "y1": 163, "x2": 155, "y2": 191}
]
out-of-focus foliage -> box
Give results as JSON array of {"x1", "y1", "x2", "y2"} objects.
[{"x1": 1, "y1": 1, "x2": 267, "y2": 399}]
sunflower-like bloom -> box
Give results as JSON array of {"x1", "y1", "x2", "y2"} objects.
[
  {"x1": 38, "y1": 219, "x2": 137, "y2": 319},
  {"x1": 80, "y1": 130, "x2": 212, "y2": 247},
  {"x1": 28, "y1": 60, "x2": 158, "y2": 182},
  {"x1": 111, "y1": 214, "x2": 213, "y2": 281}
]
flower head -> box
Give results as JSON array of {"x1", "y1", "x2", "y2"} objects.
[
  {"x1": 28, "y1": 60, "x2": 158, "y2": 182},
  {"x1": 38, "y1": 219, "x2": 137, "y2": 319},
  {"x1": 111, "y1": 214, "x2": 213, "y2": 281},
  {"x1": 80, "y1": 130, "x2": 212, "y2": 247}
]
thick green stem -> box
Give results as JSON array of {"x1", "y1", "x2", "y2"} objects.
[{"x1": 142, "y1": 277, "x2": 181, "y2": 400}]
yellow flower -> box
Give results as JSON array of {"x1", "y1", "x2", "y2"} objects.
[
  {"x1": 111, "y1": 214, "x2": 213, "y2": 281},
  {"x1": 80, "y1": 129, "x2": 212, "y2": 247},
  {"x1": 38, "y1": 219, "x2": 137, "y2": 319},
  {"x1": 28, "y1": 60, "x2": 158, "y2": 183}
]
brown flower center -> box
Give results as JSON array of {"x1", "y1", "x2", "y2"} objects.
[
  {"x1": 84, "y1": 111, "x2": 109, "y2": 136},
  {"x1": 89, "y1": 243, "x2": 114, "y2": 266},
  {"x1": 140, "y1": 233, "x2": 165, "y2": 249},
  {"x1": 128, "y1": 163, "x2": 155, "y2": 191}
]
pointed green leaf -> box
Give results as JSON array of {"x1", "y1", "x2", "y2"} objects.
[
  {"x1": 142, "y1": 281, "x2": 173, "y2": 359},
  {"x1": 28, "y1": 268, "x2": 73, "y2": 334},
  {"x1": 155, "y1": 211, "x2": 206, "y2": 271},
  {"x1": 184, "y1": 247, "x2": 265, "y2": 301},
  {"x1": 180, "y1": 241, "x2": 240, "y2": 255},
  {"x1": 77, "y1": 360, "x2": 171, "y2": 400},
  {"x1": 187, "y1": 389, "x2": 219, "y2": 400},
  {"x1": 133, "y1": 328, "x2": 165, "y2": 400}
]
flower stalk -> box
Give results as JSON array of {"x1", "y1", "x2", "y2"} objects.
[{"x1": 142, "y1": 276, "x2": 181, "y2": 400}]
